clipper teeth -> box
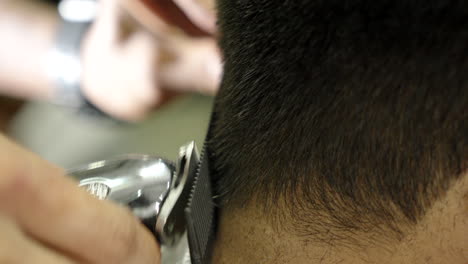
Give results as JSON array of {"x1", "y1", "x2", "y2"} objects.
[{"x1": 80, "y1": 182, "x2": 110, "y2": 200}]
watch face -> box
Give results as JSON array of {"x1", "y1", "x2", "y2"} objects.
[{"x1": 58, "y1": 0, "x2": 98, "y2": 22}]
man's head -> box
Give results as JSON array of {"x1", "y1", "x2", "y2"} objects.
[{"x1": 209, "y1": 0, "x2": 467, "y2": 263}]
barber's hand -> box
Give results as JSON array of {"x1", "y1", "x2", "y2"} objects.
[
  {"x1": 0, "y1": 135, "x2": 160, "y2": 263},
  {"x1": 81, "y1": 0, "x2": 221, "y2": 121}
]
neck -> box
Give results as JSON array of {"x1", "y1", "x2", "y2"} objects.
[{"x1": 212, "y1": 178, "x2": 468, "y2": 264}]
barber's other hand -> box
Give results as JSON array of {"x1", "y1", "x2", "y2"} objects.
[
  {"x1": 81, "y1": 0, "x2": 221, "y2": 121},
  {"x1": 0, "y1": 135, "x2": 160, "y2": 263}
]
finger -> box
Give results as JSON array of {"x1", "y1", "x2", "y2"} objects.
[
  {"x1": 0, "y1": 135, "x2": 161, "y2": 264},
  {"x1": 92, "y1": 0, "x2": 122, "y2": 43},
  {"x1": 0, "y1": 215, "x2": 75, "y2": 264},
  {"x1": 120, "y1": 0, "x2": 215, "y2": 37},
  {"x1": 124, "y1": 31, "x2": 161, "y2": 106},
  {"x1": 172, "y1": 0, "x2": 217, "y2": 34},
  {"x1": 160, "y1": 38, "x2": 222, "y2": 94}
]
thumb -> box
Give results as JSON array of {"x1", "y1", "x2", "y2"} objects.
[{"x1": 0, "y1": 135, "x2": 161, "y2": 264}]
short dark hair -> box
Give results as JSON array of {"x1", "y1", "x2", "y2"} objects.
[{"x1": 209, "y1": 0, "x2": 467, "y2": 241}]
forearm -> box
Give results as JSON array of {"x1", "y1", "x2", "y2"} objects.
[{"x1": 0, "y1": 0, "x2": 58, "y2": 101}]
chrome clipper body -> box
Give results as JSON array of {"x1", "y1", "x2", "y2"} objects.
[{"x1": 69, "y1": 142, "x2": 216, "y2": 264}]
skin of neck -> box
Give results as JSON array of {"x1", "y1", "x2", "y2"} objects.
[{"x1": 212, "y1": 175, "x2": 468, "y2": 264}]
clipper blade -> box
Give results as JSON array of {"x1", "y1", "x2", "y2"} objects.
[{"x1": 185, "y1": 143, "x2": 216, "y2": 264}]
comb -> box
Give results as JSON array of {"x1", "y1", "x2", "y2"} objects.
[{"x1": 185, "y1": 142, "x2": 217, "y2": 264}]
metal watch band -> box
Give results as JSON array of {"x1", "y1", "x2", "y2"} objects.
[
  {"x1": 50, "y1": 0, "x2": 95, "y2": 108},
  {"x1": 50, "y1": 0, "x2": 120, "y2": 122}
]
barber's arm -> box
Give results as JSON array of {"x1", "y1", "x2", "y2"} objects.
[
  {"x1": 0, "y1": 134, "x2": 161, "y2": 263},
  {"x1": 0, "y1": 0, "x2": 221, "y2": 121},
  {"x1": 0, "y1": 0, "x2": 57, "y2": 101}
]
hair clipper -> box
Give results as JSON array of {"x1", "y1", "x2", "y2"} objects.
[{"x1": 69, "y1": 142, "x2": 216, "y2": 264}]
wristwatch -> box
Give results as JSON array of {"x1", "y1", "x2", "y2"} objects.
[{"x1": 49, "y1": 0, "x2": 116, "y2": 121}]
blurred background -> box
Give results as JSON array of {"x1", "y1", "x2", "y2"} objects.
[
  {"x1": 0, "y1": 0, "x2": 218, "y2": 167},
  {"x1": 6, "y1": 95, "x2": 212, "y2": 167}
]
